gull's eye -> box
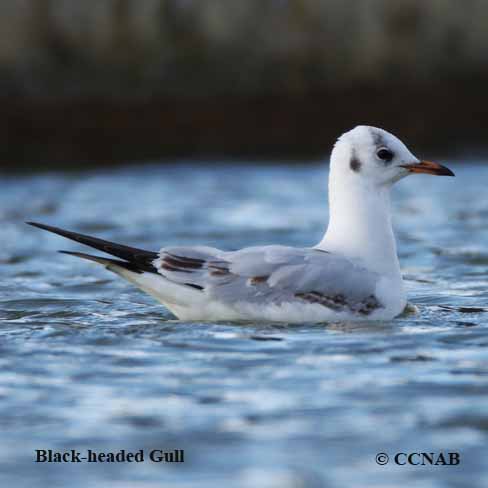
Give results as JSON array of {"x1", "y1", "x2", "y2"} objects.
[{"x1": 376, "y1": 147, "x2": 394, "y2": 163}]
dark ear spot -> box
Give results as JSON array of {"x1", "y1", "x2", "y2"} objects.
[{"x1": 350, "y1": 151, "x2": 361, "y2": 172}]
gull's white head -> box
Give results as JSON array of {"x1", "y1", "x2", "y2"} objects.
[
  {"x1": 321, "y1": 126, "x2": 454, "y2": 275},
  {"x1": 330, "y1": 125, "x2": 454, "y2": 187}
]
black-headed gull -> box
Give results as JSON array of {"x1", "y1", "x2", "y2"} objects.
[{"x1": 28, "y1": 126, "x2": 454, "y2": 323}]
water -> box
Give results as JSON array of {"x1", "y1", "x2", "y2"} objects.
[{"x1": 1, "y1": 162, "x2": 488, "y2": 487}]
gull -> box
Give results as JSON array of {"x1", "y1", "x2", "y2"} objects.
[{"x1": 28, "y1": 126, "x2": 454, "y2": 323}]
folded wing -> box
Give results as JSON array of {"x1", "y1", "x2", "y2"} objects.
[{"x1": 156, "y1": 245, "x2": 383, "y2": 315}]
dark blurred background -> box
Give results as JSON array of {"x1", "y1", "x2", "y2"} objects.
[{"x1": 2, "y1": 0, "x2": 488, "y2": 169}]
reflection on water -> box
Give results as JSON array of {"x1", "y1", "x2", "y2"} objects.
[{"x1": 1, "y1": 162, "x2": 488, "y2": 487}]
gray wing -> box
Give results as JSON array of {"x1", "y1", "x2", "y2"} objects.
[{"x1": 154, "y1": 245, "x2": 382, "y2": 314}]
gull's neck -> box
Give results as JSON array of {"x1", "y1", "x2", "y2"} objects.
[{"x1": 316, "y1": 172, "x2": 401, "y2": 277}]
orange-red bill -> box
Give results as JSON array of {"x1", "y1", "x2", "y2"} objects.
[{"x1": 400, "y1": 160, "x2": 455, "y2": 176}]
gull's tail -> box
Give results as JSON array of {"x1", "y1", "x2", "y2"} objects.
[
  {"x1": 26, "y1": 221, "x2": 159, "y2": 274},
  {"x1": 26, "y1": 222, "x2": 207, "y2": 315}
]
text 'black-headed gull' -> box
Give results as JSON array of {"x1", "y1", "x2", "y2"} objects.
[{"x1": 28, "y1": 126, "x2": 454, "y2": 323}]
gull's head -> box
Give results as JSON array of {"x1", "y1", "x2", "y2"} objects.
[{"x1": 330, "y1": 126, "x2": 454, "y2": 188}]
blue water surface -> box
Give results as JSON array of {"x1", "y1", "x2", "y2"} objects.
[{"x1": 1, "y1": 161, "x2": 487, "y2": 487}]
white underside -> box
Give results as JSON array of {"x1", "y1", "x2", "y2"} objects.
[
  {"x1": 110, "y1": 264, "x2": 406, "y2": 323},
  {"x1": 169, "y1": 299, "x2": 406, "y2": 323}
]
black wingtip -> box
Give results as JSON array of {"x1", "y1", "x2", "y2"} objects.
[
  {"x1": 58, "y1": 250, "x2": 78, "y2": 256},
  {"x1": 58, "y1": 249, "x2": 108, "y2": 263},
  {"x1": 28, "y1": 221, "x2": 159, "y2": 273},
  {"x1": 58, "y1": 249, "x2": 147, "y2": 274},
  {"x1": 27, "y1": 221, "x2": 61, "y2": 232}
]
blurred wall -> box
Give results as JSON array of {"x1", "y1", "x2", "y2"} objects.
[{"x1": 1, "y1": 0, "x2": 488, "y2": 167}]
